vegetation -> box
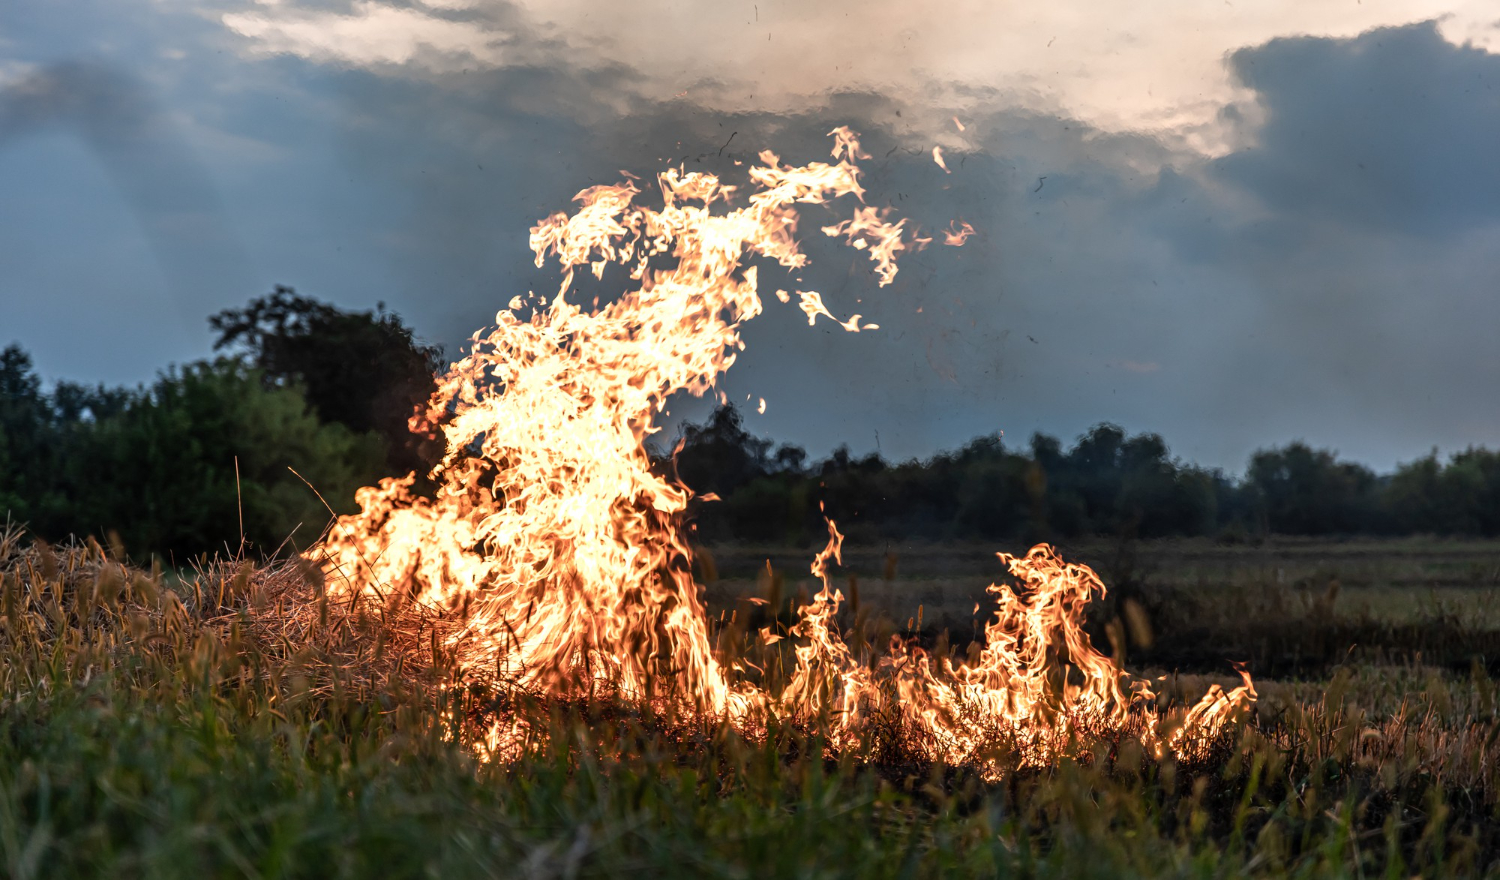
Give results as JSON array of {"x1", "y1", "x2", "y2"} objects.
[
  {"x1": 4, "y1": 527, "x2": 1500, "y2": 877},
  {"x1": 209, "y1": 285, "x2": 445, "y2": 477},
  {"x1": 700, "y1": 536, "x2": 1500, "y2": 680},
  {"x1": 0, "y1": 288, "x2": 439, "y2": 562},
  {"x1": 676, "y1": 405, "x2": 1500, "y2": 546},
  {"x1": 6, "y1": 295, "x2": 1500, "y2": 562},
  {"x1": 8, "y1": 294, "x2": 1500, "y2": 876}
]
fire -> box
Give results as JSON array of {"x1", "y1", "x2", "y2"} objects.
[
  {"x1": 314, "y1": 128, "x2": 1253, "y2": 772},
  {"x1": 944, "y1": 220, "x2": 976, "y2": 246},
  {"x1": 932, "y1": 145, "x2": 951, "y2": 173}
]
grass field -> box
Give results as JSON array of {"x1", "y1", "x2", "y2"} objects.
[
  {"x1": 5, "y1": 528, "x2": 1500, "y2": 877},
  {"x1": 701, "y1": 536, "x2": 1500, "y2": 674}
]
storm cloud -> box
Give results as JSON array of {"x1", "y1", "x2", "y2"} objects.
[
  {"x1": 2, "y1": 4, "x2": 1498, "y2": 471},
  {"x1": 1217, "y1": 22, "x2": 1500, "y2": 238},
  {"x1": 0, "y1": 61, "x2": 249, "y2": 319}
]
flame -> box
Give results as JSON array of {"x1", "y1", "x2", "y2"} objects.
[
  {"x1": 944, "y1": 220, "x2": 976, "y2": 246},
  {"x1": 932, "y1": 146, "x2": 950, "y2": 173},
  {"x1": 794, "y1": 289, "x2": 876, "y2": 332},
  {"x1": 314, "y1": 128, "x2": 1252, "y2": 772},
  {"x1": 820, "y1": 205, "x2": 912, "y2": 286}
]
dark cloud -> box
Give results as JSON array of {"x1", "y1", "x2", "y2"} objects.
[
  {"x1": 5, "y1": 6, "x2": 1500, "y2": 472},
  {"x1": 1044, "y1": 22, "x2": 1500, "y2": 470},
  {"x1": 315, "y1": 22, "x2": 1500, "y2": 469},
  {"x1": 0, "y1": 62, "x2": 250, "y2": 321},
  {"x1": 1215, "y1": 21, "x2": 1500, "y2": 238}
]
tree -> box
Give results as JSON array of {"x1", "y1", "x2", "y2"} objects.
[
  {"x1": 210, "y1": 286, "x2": 445, "y2": 476},
  {"x1": 1447, "y1": 448, "x2": 1500, "y2": 536},
  {"x1": 0, "y1": 345, "x2": 384, "y2": 561},
  {"x1": 0, "y1": 345, "x2": 55, "y2": 526},
  {"x1": 1248, "y1": 442, "x2": 1379, "y2": 535},
  {"x1": 674, "y1": 405, "x2": 775, "y2": 498},
  {"x1": 1385, "y1": 448, "x2": 1500, "y2": 536},
  {"x1": 83, "y1": 359, "x2": 385, "y2": 561},
  {"x1": 948, "y1": 435, "x2": 1031, "y2": 539},
  {"x1": 672, "y1": 405, "x2": 816, "y2": 542}
]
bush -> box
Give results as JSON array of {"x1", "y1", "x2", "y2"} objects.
[
  {"x1": 93, "y1": 359, "x2": 386, "y2": 560},
  {"x1": 0, "y1": 350, "x2": 384, "y2": 562}
]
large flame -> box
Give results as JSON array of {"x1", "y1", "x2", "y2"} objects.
[{"x1": 316, "y1": 128, "x2": 1253, "y2": 771}]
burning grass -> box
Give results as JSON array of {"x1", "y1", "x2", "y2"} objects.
[
  {"x1": 6, "y1": 130, "x2": 1498, "y2": 875},
  {"x1": 4, "y1": 527, "x2": 1500, "y2": 876},
  {"x1": 310, "y1": 129, "x2": 1252, "y2": 769}
]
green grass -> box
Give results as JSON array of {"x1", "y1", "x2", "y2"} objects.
[{"x1": 6, "y1": 531, "x2": 1500, "y2": 878}]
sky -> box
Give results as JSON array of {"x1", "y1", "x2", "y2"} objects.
[{"x1": 2, "y1": 1, "x2": 1499, "y2": 473}]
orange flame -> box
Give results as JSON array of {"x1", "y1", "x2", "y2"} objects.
[
  {"x1": 933, "y1": 146, "x2": 951, "y2": 173},
  {"x1": 314, "y1": 128, "x2": 1252, "y2": 772},
  {"x1": 820, "y1": 205, "x2": 911, "y2": 287},
  {"x1": 944, "y1": 220, "x2": 976, "y2": 246}
]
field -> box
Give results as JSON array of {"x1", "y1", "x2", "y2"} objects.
[
  {"x1": 5, "y1": 528, "x2": 1500, "y2": 878},
  {"x1": 702, "y1": 536, "x2": 1500, "y2": 675}
]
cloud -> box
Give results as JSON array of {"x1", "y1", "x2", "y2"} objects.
[
  {"x1": 1214, "y1": 21, "x2": 1500, "y2": 238},
  {"x1": 1129, "y1": 22, "x2": 1500, "y2": 466},
  {"x1": 307, "y1": 18, "x2": 1500, "y2": 471},
  {"x1": 219, "y1": 0, "x2": 1500, "y2": 145},
  {"x1": 7, "y1": 1, "x2": 1500, "y2": 473},
  {"x1": 0, "y1": 62, "x2": 250, "y2": 318},
  {"x1": 309, "y1": 66, "x2": 1220, "y2": 460},
  {"x1": 223, "y1": 1, "x2": 513, "y2": 69}
]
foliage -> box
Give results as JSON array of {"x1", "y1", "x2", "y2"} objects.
[
  {"x1": 678, "y1": 405, "x2": 1500, "y2": 544},
  {"x1": 1, "y1": 288, "x2": 437, "y2": 561},
  {"x1": 88, "y1": 358, "x2": 385, "y2": 561},
  {"x1": 210, "y1": 285, "x2": 445, "y2": 476},
  {"x1": 0, "y1": 348, "x2": 383, "y2": 562},
  {"x1": 1246, "y1": 442, "x2": 1381, "y2": 535},
  {"x1": 683, "y1": 413, "x2": 1235, "y2": 544},
  {"x1": 11, "y1": 287, "x2": 1500, "y2": 563},
  {"x1": 3, "y1": 530, "x2": 1500, "y2": 878},
  {"x1": 673, "y1": 404, "x2": 803, "y2": 499},
  {"x1": 1385, "y1": 448, "x2": 1500, "y2": 536}
]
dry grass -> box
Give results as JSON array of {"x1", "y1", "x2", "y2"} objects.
[
  {"x1": 702, "y1": 537, "x2": 1500, "y2": 678},
  {"x1": 6, "y1": 526, "x2": 1500, "y2": 876}
]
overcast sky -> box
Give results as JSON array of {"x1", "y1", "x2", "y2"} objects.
[{"x1": 3, "y1": 1, "x2": 1499, "y2": 473}]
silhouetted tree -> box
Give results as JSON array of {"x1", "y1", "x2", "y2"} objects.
[
  {"x1": 674, "y1": 405, "x2": 776, "y2": 498},
  {"x1": 1385, "y1": 448, "x2": 1500, "y2": 536},
  {"x1": 673, "y1": 405, "x2": 816, "y2": 542},
  {"x1": 0, "y1": 345, "x2": 50, "y2": 524},
  {"x1": 1248, "y1": 442, "x2": 1379, "y2": 535},
  {"x1": 210, "y1": 286, "x2": 445, "y2": 476},
  {"x1": 17, "y1": 323, "x2": 1500, "y2": 552}
]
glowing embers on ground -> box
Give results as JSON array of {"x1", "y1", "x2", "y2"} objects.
[{"x1": 313, "y1": 128, "x2": 1254, "y2": 772}]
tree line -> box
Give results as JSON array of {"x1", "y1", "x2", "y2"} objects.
[
  {"x1": 0, "y1": 287, "x2": 441, "y2": 562},
  {"x1": 675, "y1": 405, "x2": 1500, "y2": 546},
  {"x1": 5, "y1": 290, "x2": 1500, "y2": 561}
]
